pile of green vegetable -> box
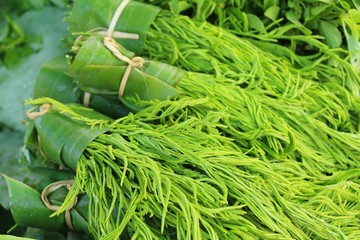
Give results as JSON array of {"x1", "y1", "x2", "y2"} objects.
[{"x1": 0, "y1": 0, "x2": 359, "y2": 239}]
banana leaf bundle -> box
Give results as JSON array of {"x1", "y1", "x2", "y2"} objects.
[
  {"x1": 25, "y1": 98, "x2": 360, "y2": 239},
  {"x1": 67, "y1": 34, "x2": 360, "y2": 177},
  {"x1": 68, "y1": 0, "x2": 360, "y2": 125},
  {"x1": 135, "y1": 0, "x2": 359, "y2": 88},
  {"x1": 34, "y1": 56, "x2": 131, "y2": 118},
  {"x1": 3, "y1": 168, "x2": 90, "y2": 237}
]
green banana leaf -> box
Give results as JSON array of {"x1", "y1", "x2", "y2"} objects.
[
  {"x1": 34, "y1": 56, "x2": 131, "y2": 118},
  {"x1": 3, "y1": 170, "x2": 89, "y2": 235},
  {"x1": 69, "y1": 0, "x2": 160, "y2": 55},
  {"x1": 25, "y1": 100, "x2": 110, "y2": 169},
  {"x1": 34, "y1": 56, "x2": 78, "y2": 104},
  {"x1": 69, "y1": 35, "x2": 183, "y2": 112}
]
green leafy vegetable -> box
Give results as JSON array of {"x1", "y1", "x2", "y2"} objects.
[{"x1": 26, "y1": 99, "x2": 360, "y2": 239}]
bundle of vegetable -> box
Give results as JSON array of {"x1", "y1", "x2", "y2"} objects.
[
  {"x1": 25, "y1": 98, "x2": 360, "y2": 239},
  {"x1": 137, "y1": 0, "x2": 360, "y2": 90},
  {"x1": 34, "y1": 56, "x2": 131, "y2": 118},
  {"x1": 3, "y1": 0, "x2": 359, "y2": 239},
  {"x1": 3, "y1": 168, "x2": 90, "y2": 237},
  {"x1": 68, "y1": 0, "x2": 360, "y2": 111},
  {"x1": 68, "y1": 34, "x2": 360, "y2": 177}
]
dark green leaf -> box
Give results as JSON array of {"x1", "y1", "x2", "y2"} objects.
[
  {"x1": 286, "y1": 10, "x2": 302, "y2": 25},
  {"x1": 22, "y1": 228, "x2": 65, "y2": 240},
  {"x1": 247, "y1": 14, "x2": 266, "y2": 33},
  {"x1": 70, "y1": 36, "x2": 182, "y2": 112},
  {"x1": 34, "y1": 56, "x2": 78, "y2": 103},
  {"x1": 264, "y1": 0, "x2": 277, "y2": 10},
  {"x1": 3, "y1": 175, "x2": 89, "y2": 235},
  {"x1": 264, "y1": 5, "x2": 280, "y2": 21},
  {"x1": 34, "y1": 56, "x2": 132, "y2": 118},
  {"x1": 309, "y1": 5, "x2": 330, "y2": 17},
  {"x1": 0, "y1": 127, "x2": 25, "y2": 209},
  {"x1": 168, "y1": 0, "x2": 192, "y2": 14},
  {"x1": 353, "y1": 0, "x2": 360, "y2": 9},
  {"x1": 0, "y1": 7, "x2": 67, "y2": 131},
  {"x1": 4, "y1": 175, "x2": 66, "y2": 231},
  {"x1": 319, "y1": 20, "x2": 342, "y2": 48}
]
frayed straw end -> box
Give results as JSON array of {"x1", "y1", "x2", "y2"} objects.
[{"x1": 26, "y1": 103, "x2": 52, "y2": 120}]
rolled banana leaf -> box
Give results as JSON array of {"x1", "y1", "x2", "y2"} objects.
[
  {"x1": 25, "y1": 102, "x2": 110, "y2": 169},
  {"x1": 3, "y1": 168, "x2": 89, "y2": 235},
  {"x1": 34, "y1": 56, "x2": 78, "y2": 104},
  {"x1": 69, "y1": 35, "x2": 183, "y2": 112},
  {"x1": 34, "y1": 56, "x2": 131, "y2": 118},
  {"x1": 70, "y1": 0, "x2": 160, "y2": 55}
]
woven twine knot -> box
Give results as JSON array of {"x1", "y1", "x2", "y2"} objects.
[
  {"x1": 81, "y1": 0, "x2": 142, "y2": 105},
  {"x1": 41, "y1": 180, "x2": 78, "y2": 231},
  {"x1": 103, "y1": 36, "x2": 144, "y2": 97},
  {"x1": 130, "y1": 56, "x2": 145, "y2": 68},
  {"x1": 27, "y1": 103, "x2": 52, "y2": 120}
]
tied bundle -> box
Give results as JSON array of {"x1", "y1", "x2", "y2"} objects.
[
  {"x1": 24, "y1": 98, "x2": 360, "y2": 239},
  {"x1": 5, "y1": 0, "x2": 360, "y2": 239},
  {"x1": 4, "y1": 167, "x2": 90, "y2": 235},
  {"x1": 135, "y1": 0, "x2": 360, "y2": 88},
  {"x1": 67, "y1": 34, "x2": 360, "y2": 177},
  {"x1": 33, "y1": 56, "x2": 131, "y2": 119},
  {"x1": 68, "y1": 0, "x2": 360, "y2": 132}
]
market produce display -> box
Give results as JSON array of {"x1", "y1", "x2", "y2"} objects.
[{"x1": 0, "y1": 0, "x2": 359, "y2": 239}]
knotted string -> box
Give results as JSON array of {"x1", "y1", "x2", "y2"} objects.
[
  {"x1": 26, "y1": 103, "x2": 51, "y2": 120},
  {"x1": 82, "y1": 92, "x2": 91, "y2": 108},
  {"x1": 103, "y1": 36, "x2": 144, "y2": 97},
  {"x1": 104, "y1": 0, "x2": 144, "y2": 97},
  {"x1": 78, "y1": 0, "x2": 143, "y2": 103},
  {"x1": 72, "y1": 27, "x2": 139, "y2": 52},
  {"x1": 26, "y1": 104, "x2": 51, "y2": 159},
  {"x1": 41, "y1": 180, "x2": 78, "y2": 231},
  {"x1": 106, "y1": 0, "x2": 131, "y2": 38}
]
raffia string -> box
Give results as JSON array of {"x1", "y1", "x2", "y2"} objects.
[
  {"x1": 41, "y1": 180, "x2": 78, "y2": 231},
  {"x1": 77, "y1": 0, "x2": 141, "y2": 102},
  {"x1": 72, "y1": 27, "x2": 139, "y2": 52},
  {"x1": 103, "y1": 36, "x2": 144, "y2": 97},
  {"x1": 104, "y1": 0, "x2": 144, "y2": 97},
  {"x1": 26, "y1": 103, "x2": 51, "y2": 120},
  {"x1": 106, "y1": 0, "x2": 131, "y2": 38},
  {"x1": 26, "y1": 104, "x2": 50, "y2": 159},
  {"x1": 82, "y1": 92, "x2": 91, "y2": 108}
]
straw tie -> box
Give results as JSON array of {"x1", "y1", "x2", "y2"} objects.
[
  {"x1": 41, "y1": 180, "x2": 78, "y2": 231},
  {"x1": 80, "y1": 0, "x2": 142, "y2": 102},
  {"x1": 104, "y1": 0, "x2": 144, "y2": 97},
  {"x1": 73, "y1": 0, "x2": 138, "y2": 51},
  {"x1": 82, "y1": 92, "x2": 92, "y2": 108},
  {"x1": 106, "y1": 0, "x2": 132, "y2": 38},
  {"x1": 26, "y1": 103, "x2": 51, "y2": 120},
  {"x1": 103, "y1": 36, "x2": 144, "y2": 97},
  {"x1": 26, "y1": 104, "x2": 51, "y2": 159}
]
